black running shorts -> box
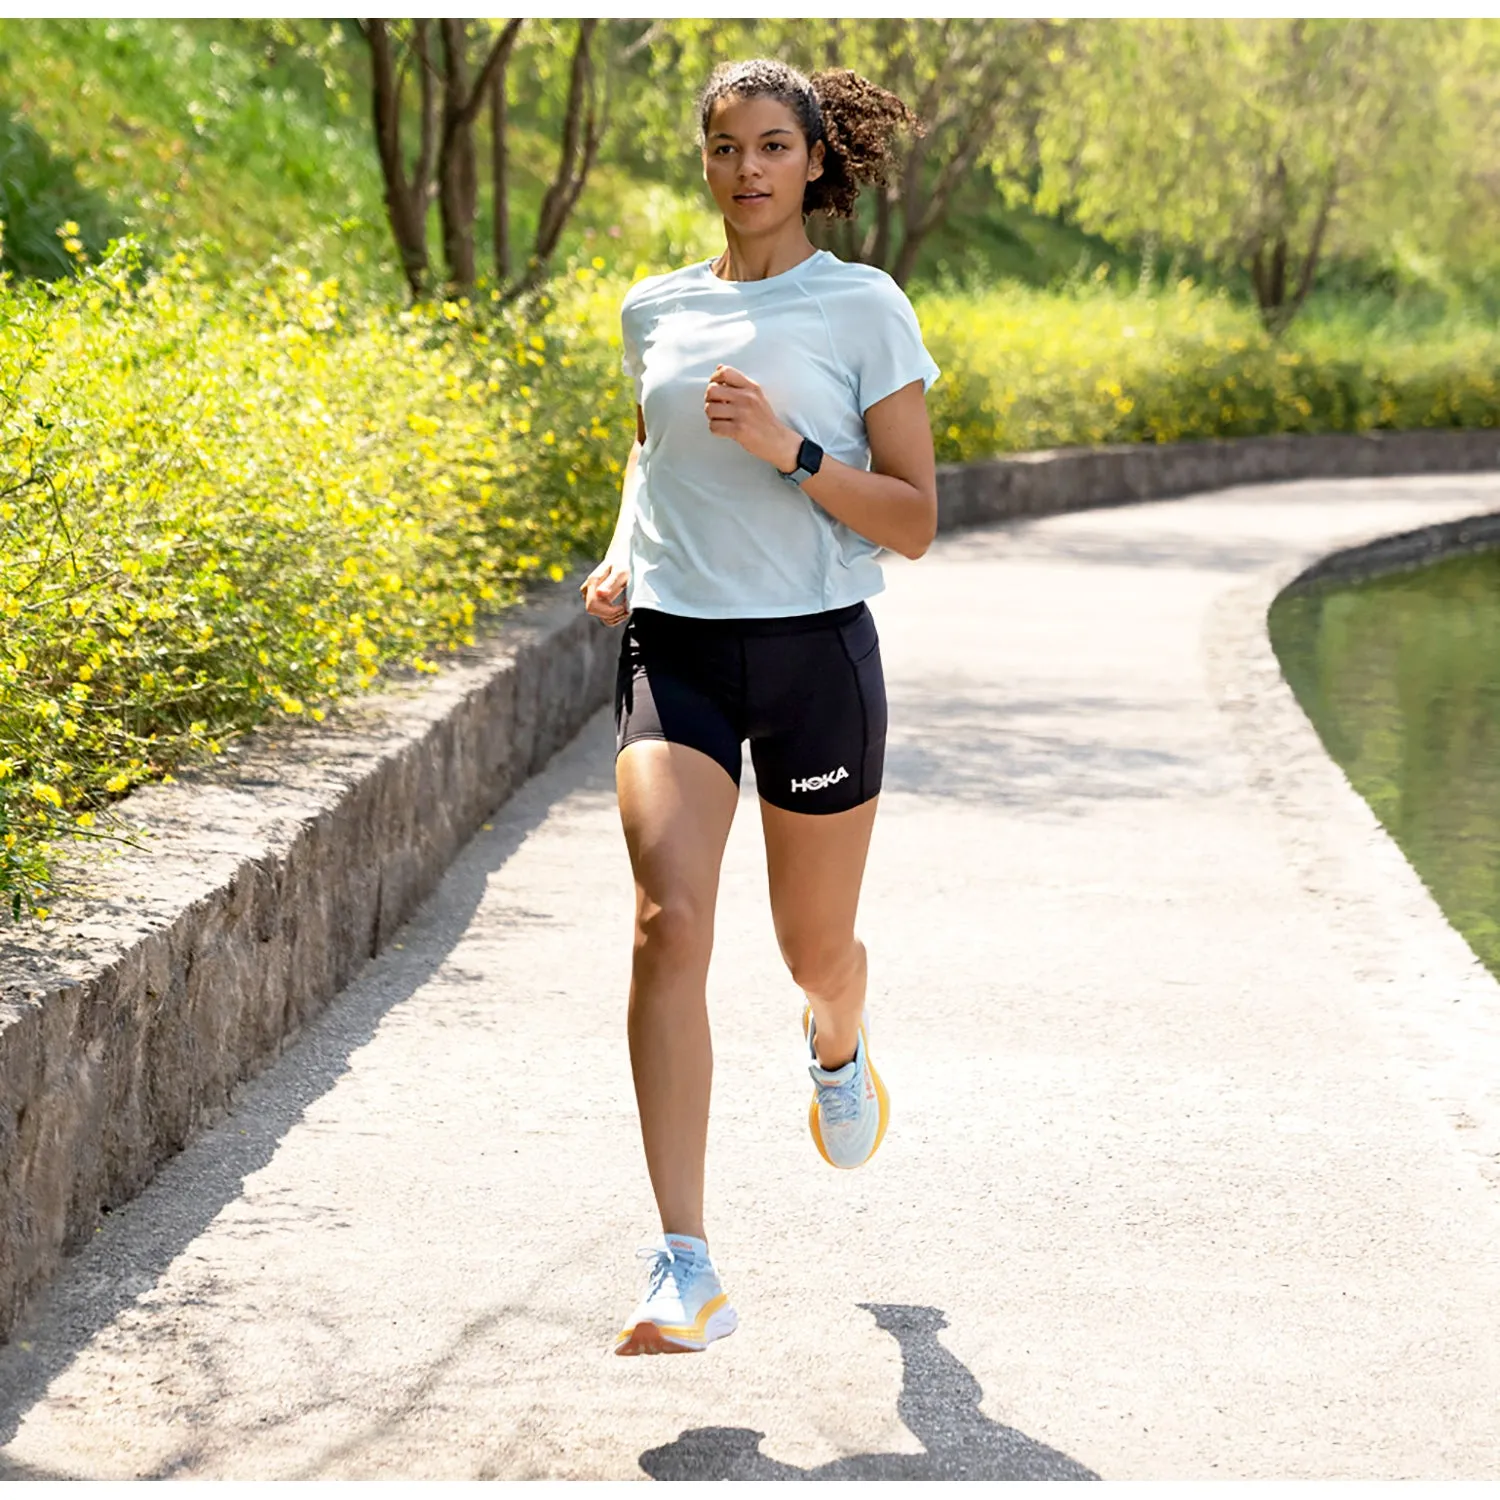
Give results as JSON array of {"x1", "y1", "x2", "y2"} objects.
[{"x1": 614, "y1": 601, "x2": 887, "y2": 814}]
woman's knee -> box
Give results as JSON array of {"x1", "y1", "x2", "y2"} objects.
[
  {"x1": 782, "y1": 932, "x2": 864, "y2": 999},
  {"x1": 634, "y1": 890, "x2": 715, "y2": 971}
]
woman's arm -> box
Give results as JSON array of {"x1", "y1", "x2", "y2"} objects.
[
  {"x1": 582, "y1": 404, "x2": 645, "y2": 626},
  {"x1": 602, "y1": 436, "x2": 643, "y2": 570},
  {"x1": 772, "y1": 380, "x2": 937, "y2": 560},
  {"x1": 706, "y1": 367, "x2": 938, "y2": 561}
]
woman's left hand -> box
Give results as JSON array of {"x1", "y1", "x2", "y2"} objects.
[{"x1": 704, "y1": 365, "x2": 799, "y2": 472}]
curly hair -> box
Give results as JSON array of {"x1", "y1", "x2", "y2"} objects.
[{"x1": 695, "y1": 57, "x2": 924, "y2": 221}]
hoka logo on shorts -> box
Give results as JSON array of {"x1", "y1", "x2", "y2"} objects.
[{"x1": 791, "y1": 766, "x2": 849, "y2": 794}]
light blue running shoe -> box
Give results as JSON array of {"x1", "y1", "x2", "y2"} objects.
[
  {"x1": 804, "y1": 1005, "x2": 891, "y2": 1169},
  {"x1": 615, "y1": 1234, "x2": 738, "y2": 1356}
]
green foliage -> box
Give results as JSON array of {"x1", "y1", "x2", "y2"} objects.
[
  {"x1": 0, "y1": 238, "x2": 631, "y2": 918},
  {"x1": 0, "y1": 18, "x2": 393, "y2": 286},
  {"x1": 0, "y1": 112, "x2": 122, "y2": 280},
  {"x1": 917, "y1": 272, "x2": 1500, "y2": 462},
  {"x1": 1034, "y1": 20, "x2": 1500, "y2": 325}
]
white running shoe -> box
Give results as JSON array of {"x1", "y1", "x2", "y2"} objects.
[
  {"x1": 804, "y1": 1005, "x2": 891, "y2": 1169},
  {"x1": 615, "y1": 1234, "x2": 738, "y2": 1356}
]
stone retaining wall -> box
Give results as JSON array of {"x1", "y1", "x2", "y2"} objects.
[
  {"x1": 935, "y1": 428, "x2": 1500, "y2": 534},
  {"x1": 1283, "y1": 508, "x2": 1500, "y2": 590},
  {"x1": 1, "y1": 424, "x2": 1498, "y2": 1342}
]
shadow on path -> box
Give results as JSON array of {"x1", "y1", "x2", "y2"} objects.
[
  {"x1": 640, "y1": 1304, "x2": 1100, "y2": 1481},
  {"x1": 882, "y1": 686, "x2": 1218, "y2": 811}
]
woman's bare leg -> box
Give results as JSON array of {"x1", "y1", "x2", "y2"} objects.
[
  {"x1": 616, "y1": 739, "x2": 740, "y2": 1242},
  {"x1": 760, "y1": 794, "x2": 880, "y2": 1069}
]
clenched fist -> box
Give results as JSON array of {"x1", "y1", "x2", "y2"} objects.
[
  {"x1": 705, "y1": 365, "x2": 800, "y2": 472},
  {"x1": 580, "y1": 560, "x2": 630, "y2": 627}
]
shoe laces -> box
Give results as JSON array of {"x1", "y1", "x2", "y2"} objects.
[
  {"x1": 813, "y1": 1051, "x2": 864, "y2": 1126},
  {"x1": 638, "y1": 1242, "x2": 700, "y2": 1299}
]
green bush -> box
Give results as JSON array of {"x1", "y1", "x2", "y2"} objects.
[
  {"x1": 0, "y1": 237, "x2": 633, "y2": 917},
  {"x1": 918, "y1": 270, "x2": 1500, "y2": 463}
]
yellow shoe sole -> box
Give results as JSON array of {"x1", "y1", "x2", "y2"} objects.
[{"x1": 614, "y1": 1294, "x2": 738, "y2": 1356}]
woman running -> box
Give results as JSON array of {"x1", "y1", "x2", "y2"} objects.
[{"x1": 580, "y1": 56, "x2": 941, "y2": 1356}]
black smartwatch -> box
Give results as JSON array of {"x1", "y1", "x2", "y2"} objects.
[{"x1": 779, "y1": 435, "x2": 823, "y2": 487}]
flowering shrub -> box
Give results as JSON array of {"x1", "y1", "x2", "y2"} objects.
[
  {"x1": 3, "y1": 243, "x2": 1498, "y2": 920},
  {"x1": 918, "y1": 270, "x2": 1500, "y2": 463},
  {"x1": 0, "y1": 237, "x2": 630, "y2": 917}
]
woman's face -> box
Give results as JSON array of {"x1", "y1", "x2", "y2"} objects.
[{"x1": 701, "y1": 91, "x2": 824, "y2": 230}]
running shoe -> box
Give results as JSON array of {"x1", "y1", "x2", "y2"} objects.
[
  {"x1": 804, "y1": 1005, "x2": 890, "y2": 1169},
  {"x1": 615, "y1": 1234, "x2": 738, "y2": 1356}
]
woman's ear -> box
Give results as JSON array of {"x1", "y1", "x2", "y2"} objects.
[{"x1": 808, "y1": 138, "x2": 825, "y2": 183}]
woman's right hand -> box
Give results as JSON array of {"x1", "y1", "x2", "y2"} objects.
[{"x1": 581, "y1": 560, "x2": 630, "y2": 627}]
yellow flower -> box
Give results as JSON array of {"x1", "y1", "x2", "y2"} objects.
[
  {"x1": 105, "y1": 772, "x2": 130, "y2": 793},
  {"x1": 75, "y1": 811, "x2": 96, "y2": 829},
  {"x1": 31, "y1": 782, "x2": 63, "y2": 809}
]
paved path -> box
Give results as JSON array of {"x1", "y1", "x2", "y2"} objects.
[{"x1": 4, "y1": 475, "x2": 1500, "y2": 1480}]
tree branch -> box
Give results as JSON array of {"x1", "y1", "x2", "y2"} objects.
[
  {"x1": 1289, "y1": 165, "x2": 1339, "y2": 317},
  {"x1": 457, "y1": 19, "x2": 523, "y2": 132},
  {"x1": 621, "y1": 18, "x2": 667, "y2": 61}
]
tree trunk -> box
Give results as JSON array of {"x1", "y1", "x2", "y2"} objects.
[
  {"x1": 1250, "y1": 234, "x2": 1289, "y2": 328},
  {"x1": 414, "y1": 19, "x2": 438, "y2": 222},
  {"x1": 438, "y1": 18, "x2": 479, "y2": 291},
  {"x1": 361, "y1": 20, "x2": 430, "y2": 299}
]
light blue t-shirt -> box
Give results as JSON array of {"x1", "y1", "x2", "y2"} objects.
[{"x1": 611, "y1": 247, "x2": 941, "y2": 619}]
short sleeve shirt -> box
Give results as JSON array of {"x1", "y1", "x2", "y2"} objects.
[{"x1": 617, "y1": 247, "x2": 941, "y2": 619}]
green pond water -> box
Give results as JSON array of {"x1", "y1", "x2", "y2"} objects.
[{"x1": 1269, "y1": 546, "x2": 1500, "y2": 980}]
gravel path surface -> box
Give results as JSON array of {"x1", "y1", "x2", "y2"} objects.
[{"x1": 3, "y1": 475, "x2": 1500, "y2": 1480}]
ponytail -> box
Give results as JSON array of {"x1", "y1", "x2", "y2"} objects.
[{"x1": 804, "y1": 67, "x2": 922, "y2": 220}]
